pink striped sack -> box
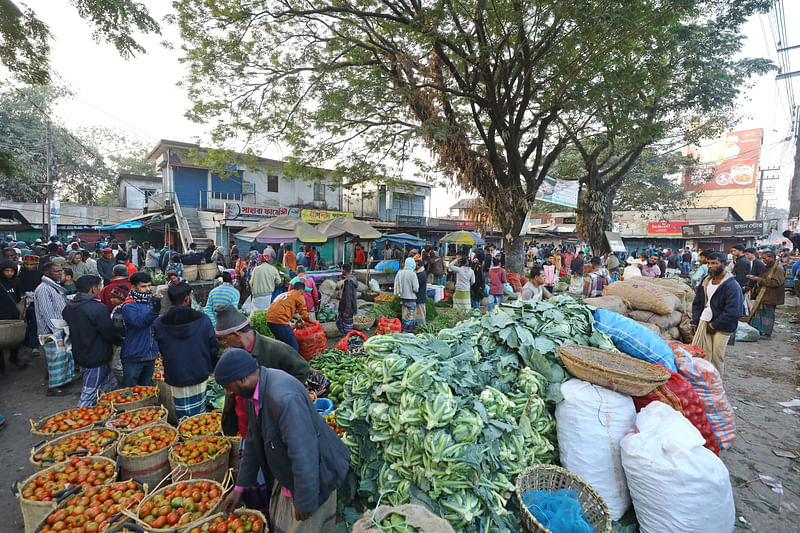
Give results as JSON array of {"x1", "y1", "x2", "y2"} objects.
[{"x1": 674, "y1": 350, "x2": 736, "y2": 450}]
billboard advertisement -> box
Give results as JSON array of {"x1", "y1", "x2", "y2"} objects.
[
  {"x1": 647, "y1": 221, "x2": 687, "y2": 235},
  {"x1": 684, "y1": 128, "x2": 762, "y2": 191},
  {"x1": 536, "y1": 176, "x2": 579, "y2": 208}
]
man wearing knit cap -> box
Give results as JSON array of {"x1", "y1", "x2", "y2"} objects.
[
  {"x1": 97, "y1": 248, "x2": 116, "y2": 283},
  {"x1": 216, "y1": 348, "x2": 350, "y2": 532}
]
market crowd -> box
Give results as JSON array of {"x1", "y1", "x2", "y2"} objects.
[{"x1": 1, "y1": 230, "x2": 798, "y2": 532}]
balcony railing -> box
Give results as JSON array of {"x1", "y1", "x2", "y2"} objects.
[
  {"x1": 199, "y1": 190, "x2": 241, "y2": 211},
  {"x1": 383, "y1": 207, "x2": 427, "y2": 221}
]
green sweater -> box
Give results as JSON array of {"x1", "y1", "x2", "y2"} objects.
[{"x1": 250, "y1": 332, "x2": 309, "y2": 383}]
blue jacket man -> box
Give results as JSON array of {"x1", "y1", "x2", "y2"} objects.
[
  {"x1": 216, "y1": 350, "x2": 349, "y2": 531},
  {"x1": 120, "y1": 271, "x2": 161, "y2": 387}
]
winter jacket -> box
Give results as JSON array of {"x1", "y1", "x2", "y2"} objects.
[
  {"x1": 18, "y1": 267, "x2": 43, "y2": 294},
  {"x1": 416, "y1": 270, "x2": 427, "y2": 304},
  {"x1": 249, "y1": 263, "x2": 281, "y2": 298},
  {"x1": 733, "y1": 255, "x2": 751, "y2": 288},
  {"x1": 748, "y1": 258, "x2": 765, "y2": 289},
  {"x1": 120, "y1": 298, "x2": 160, "y2": 361},
  {"x1": 429, "y1": 255, "x2": 444, "y2": 276},
  {"x1": 755, "y1": 261, "x2": 785, "y2": 307},
  {"x1": 97, "y1": 257, "x2": 115, "y2": 282},
  {"x1": 488, "y1": 266, "x2": 507, "y2": 295},
  {"x1": 691, "y1": 273, "x2": 743, "y2": 335},
  {"x1": 470, "y1": 265, "x2": 484, "y2": 302},
  {"x1": 266, "y1": 290, "x2": 310, "y2": 324},
  {"x1": 338, "y1": 275, "x2": 358, "y2": 317},
  {"x1": 237, "y1": 367, "x2": 351, "y2": 513},
  {"x1": 62, "y1": 293, "x2": 122, "y2": 368},
  {"x1": 250, "y1": 333, "x2": 309, "y2": 383},
  {"x1": 449, "y1": 263, "x2": 475, "y2": 292},
  {"x1": 0, "y1": 260, "x2": 21, "y2": 319},
  {"x1": 394, "y1": 258, "x2": 419, "y2": 300},
  {"x1": 154, "y1": 306, "x2": 219, "y2": 387}
]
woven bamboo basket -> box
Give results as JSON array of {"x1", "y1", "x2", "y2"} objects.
[
  {"x1": 99, "y1": 386, "x2": 160, "y2": 412},
  {"x1": 30, "y1": 405, "x2": 115, "y2": 439},
  {"x1": 15, "y1": 455, "x2": 118, "y2": 533},
  {"x1": 177, "y1": 410, "x2": 223, "y2": 438},
  {"x1": 557, "y1": 344, "x2": 670, "y2": 397},
  {"x1": 154, "y1": 379, "x2": 178, "y2": 424},
  {"x1": 30, "y1": 480, "x2": 148, "y2": 533},
  {"x1": 321, "y1": 321, "x2": 342, "y2": 338},
  {"x1": 30, "y1": 426, "x2": 120, "y2": 471},
  {"x1": 515, "y1": 465, "x2": 611, "y2": 533},
  {"x1": 106, "y1": 405, "x2": 168, "y2": 433},
  {"x1": 187, "y1": 508, "x2": 268, "y2": 533},
  {"x1": 182, "y1": 264, "x2": 198, "y2": 281},
  {"x1": 119, "y1": 473, "x2": 233, "y2": 532},
  {"x1": 168, "y1": 436, "x2": 231, "y2": 483},
  {"x1": 353, "y1": 313, "x2": 376, "y2": 331},
  {"x1": 227, "y1": 435, "x2": 242, "y2": 475},
  {"x1": 117, "y1": 423, "x2": 179, "y2": 487},
  {"x1": 0, "y1": 319, "x2": 26, "y2": 348},
  {"x1": 199, "y1": 263, "x2": 219, "y2": 280}
]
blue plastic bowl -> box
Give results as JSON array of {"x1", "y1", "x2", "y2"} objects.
[{"x1": 316, "y1": 398, "x2": 334, "y2": 416}]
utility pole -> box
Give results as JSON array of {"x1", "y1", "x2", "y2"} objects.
[
  {"x1": 42, "y1": 120, "x2": 52, "y2": 239},
  {"x1": 757, "y1": 167, "x2": 781, "y2": 220},
  {"x1": 791, "y1": 110, "x2": 800, "y2": 219}
]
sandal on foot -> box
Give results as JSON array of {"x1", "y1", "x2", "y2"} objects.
[{"x1": 47, "y1": 389, "x2": 68, "y2": 397}]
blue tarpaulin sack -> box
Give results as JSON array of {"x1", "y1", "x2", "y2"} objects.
[
  {"x1": 592, "y1": 308, "x2": 677, "y2": 371},
  {"x1": 522, "y1": 489, "x2": 594, "y2": 533}
]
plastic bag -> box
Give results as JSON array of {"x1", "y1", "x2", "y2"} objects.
[
  {"x1": 556, "y1": 379, "x2": 635, "y2": 520},
  {"x1": 335, "y1": 330, "x2": 368, "y2": 352},
  {"x1": 368, "y1": 279, "x2": 380, "y2": 292},
  {"x1": 675, "y1": 354, "x2": 735, "y2": 450},
  {"x1": 621, "y1": 401, "x2": 735, "y2": 533},
  {"x1": 632, "y1": 367, "x2": 719, "y2": 455},
  {"x1": 667, "y1": 341, "x2": 706, "y2": 360},
  {"x1": 736, "y1": 321, "x2": 759, "y2": 342},
  {"x1": 592, "y1": 309, "x2": 677, "y2": 371}
]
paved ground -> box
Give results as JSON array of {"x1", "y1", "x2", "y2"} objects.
[{"x1": 1, "y1": 298, "x2": 797, "y2": 532}]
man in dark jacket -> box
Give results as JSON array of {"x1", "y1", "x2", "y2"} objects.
[
  {"x1": 204, "y1": 240, "x2": 216, "y2": 264},
  {"x1": 690, "y1": 252, "x2": 743, "y2": 376},
  {"x1": 731, "y1": 244, "x2": 751, "y2": 290},
  {"x1": 100, "y1": 265, "x2": 131, "y2": 312},
  {"x1": 120, "y1": 271, "x2": 161, "y2": 387},
  {"x1": 744, "y1": 248, "x2": 765, "y2": 295},
  {"x1": 97, "y1": 248, "x2": 116, "y2": 283},
  {"x1": 1, "y1": 259, "x2": 28, "y2": 375},
  {"x1": 217, "y1": 349, "x2": 350, "y2": 532},
  {"x1": 336, "y1": 263, "x2": 358, "y2": 336},
  {"x1": 154, "y1": 281, "x2": 219, "y2": 419},
  {"x1": 63, "y1": 275, "x2": 122, "y2": 406}
]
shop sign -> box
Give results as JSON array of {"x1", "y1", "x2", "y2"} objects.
[
  {"x1": 454, "y1": 219, "x2": 476, "y2": 229},
  {"x1": 300, "y1": 209, "x2": 353, "y2": 223},
  {"x1": 605, "y1": 231, "x2": 626, "y2": 253},
  {"x1": 684, "y1": 128, "x2": 762, "y2": 191},
  {"x1": 647, "y1": 221, "x2": 687, "y2": 235},
  {"x1": 396, "y1": 214, "x2": 427, "y2": 227},
  {"x1": 681, "y1": 220, "x2": 772, "y2": 238},
  {"x1": 224, "y1": 202, "x2": 287, "y2": 220},
  {"x1": 242, "y1": 182, "x2": 255, "y2": 194}
]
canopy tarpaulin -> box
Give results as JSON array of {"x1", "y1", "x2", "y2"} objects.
[
  {"x1": 234, "y1": 214, "x2": 327, "y2": 244},
  {"x1": 439, "y1": 230, "x2": 485, "y2": 245},
  {"x1": 315, "y1": 216, "x2": 381, "y2": 239},
  {"x1": 98, "y1": 221, "x2": 143, "y2": 230},
  {"x1": 374, "y1": 233, "x2": 425, "y2": 249}
]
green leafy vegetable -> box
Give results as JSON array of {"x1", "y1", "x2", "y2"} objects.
[{"x1": 249, "y1": 310, "x2": 275, "y2": 338}]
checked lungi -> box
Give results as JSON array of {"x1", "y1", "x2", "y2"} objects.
[
  {"x1": 172, "y1": 381, "x2": 208, "y2": 420},
  {"x1": 79, "y1": 366, "x2": 118, "y2": 407},
  {"x1": 41, "y1": 332, "x2": 74, "y2": 388}
]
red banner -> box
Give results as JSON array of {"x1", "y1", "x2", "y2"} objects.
[
  {"x1": 685, "y1": 128, "x2": 761, "y2": 191},
  {"x1": 648, "y1": 221, "x2": 688, "y2": 235}
]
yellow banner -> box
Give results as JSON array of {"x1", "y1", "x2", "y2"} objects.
[{"x1": 300, "y1": 209, "x2": 354, "y2": 223}]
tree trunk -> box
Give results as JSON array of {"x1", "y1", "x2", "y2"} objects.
[
  {"x1": 790, "y1": 120, "x2": 800, "y2": 219},
  {"x1": 576, "y1": 182, "x2": 620, "y2": 256}
]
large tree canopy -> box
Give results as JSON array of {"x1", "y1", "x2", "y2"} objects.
[
  {"x1": 173, "y1": 0, "x2": 726, "y2": 272},
  {"x1": 0, "y1": 0, "x2": 160, "y2": 85}
]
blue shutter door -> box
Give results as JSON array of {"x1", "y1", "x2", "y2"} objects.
[{"x1": 173, "y1": 167, "x2": 208, "y2": 208}]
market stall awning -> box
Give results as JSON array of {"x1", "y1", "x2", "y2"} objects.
[
  {"x1": 439, "y1": 230, "x2": 485, "y2": 245},
  {"x1": 99, "y1": 221, "x2": 144, "y2": 230},
  {"x1": 315, "y1": 217, "x2": 381, "y2": 239},
  {"x1": 374, "y1": 233, "x2": 425, "y2": 248},
  {"x1": 234, "y1": 214, "x2": 327, "y2": 244}
]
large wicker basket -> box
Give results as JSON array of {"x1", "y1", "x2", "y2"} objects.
[
  {"x1": 116, "y1": 423, "x2": 179, "y2": 487},
  {"x1": 0, "y1": 319, "x2": 26, "y2": 349},
  {"x1": 199, "y1": 263, "x2": 219, "y2": 280},
  {"x1": 99, "y1": 386, "x2": 159, "y2": 412},
  {"x1": 106, "y1": 405, "x2": 168, "y2": 433},
  {"x1": 168, "y1": 436, "x2": 231, "y2": 483},
  {"x1": 188, "y1": 508, "x2": 268, "y2": 533},
  {"x1": 558, "y1": 344, "x2": 670, "y2": 397},
  {"x1": 515, "y1": 465, "x2": 611, "y2": 533},
  {"x1": 353, "y1": 313, "x2": 376, "y2": 331},
  {"x1": 321, "y1": 321, "x2": 342, "y2": 338},
  {"x1": 15, "y1": 455, "x2": 118, "y2": 533},
  {"x1": 30, "y1": 427, "x2": 120, "y2": 471},
  {"x1": 30, "y1": 405, "x2": 115, "y2": 439},
  {"x1": 182, "y1": 264, "x2": 198, "y2": 281}
]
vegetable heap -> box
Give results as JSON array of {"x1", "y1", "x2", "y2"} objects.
[
  {"x1": 108, "y1": 406, "x2": 166, "y2": 430},
  {"x1": 189, "y1": 513, "x2": 266, "y2": 533},
  {"x1": 19, "y1": 456, "x2": 115, "y2": 501},
  {"x1": 37, "y1": 405, "x2": 111, "y2": 434},
  {"x1": 416, "y1": 308, "x2": 472, "y2": 336},
  {"x1": 248, "y1": 311, "x2": 275, "y2": 338},
  {"x1": 138, "y1": 480, "x2": 222, "y2": 528},
  {"x1": 179, "y1": 410, "x2": 222, "y2": 437},
  {"x1": 336, "y1": 297, "x2": 617, "y2": 532},
  {"x1": 170, "y1": 435, "x2": 230, "y2": 465},
  {"x1": 38, "y1": 480, "x2": 145, "y2": 533},
  {"x1": 153, "y1": 358, "x2": 164, "y2": 380},
  {"x1": 380, "y1": 513, "x2": 420, "y2": 532},
  {"x1": 99, "y1": 386, "x2": 157, "y2": 406},
  {"x1": 310, "y1": 349, "x2": 366, "y2": 405},
  {"x1": 120, "y1": 425, "x2": 176, "y2": 456},
  {"x1": 33, "y1": 428, "x2": 118, "y2": 464}
]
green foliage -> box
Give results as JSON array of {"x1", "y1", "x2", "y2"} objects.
[
  {"x1": 248, "y1": 310, "x2": 275, "y2": 338},
  {"x1": 370, "y1": 303, "x2": 397, "y2": 320},
  {"x1": 0, "y1": 0, "x2": 160, "y2": 84},
  {"x1": 417, "y1": 308, "x2": 471, "y2": 336}
]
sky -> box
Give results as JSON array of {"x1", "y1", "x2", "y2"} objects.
[{"x1": 9, "y1": 0, "x2": 799, "y2": 214}]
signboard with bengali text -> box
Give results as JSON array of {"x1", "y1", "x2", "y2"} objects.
[
  {"x1": 224, "y1": 202, "x2": 287, "y2": 220},
  {"x1": 647, "y1": 221, "x2": 688, "y2": 235},
  {"x1": 300, "y1": 209, "x2": 353, "y2": 223}
]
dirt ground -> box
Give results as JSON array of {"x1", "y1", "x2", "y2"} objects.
[{"x1": 1, "y1": 298, "x2": 798, "y2": 532}]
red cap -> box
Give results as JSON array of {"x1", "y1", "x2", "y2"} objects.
[{"x1": 102, "y1": 247, "x2": 113, "y2": 253}]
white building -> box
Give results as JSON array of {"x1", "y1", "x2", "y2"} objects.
[{"x1": 117, "y1": 174, "x2": 162, "y2": 209}]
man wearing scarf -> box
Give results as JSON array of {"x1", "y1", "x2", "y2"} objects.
[
  {"x1": 34, "y1": 262, "x2": 73, "y2": 395},
  {"x1": 120, "y1": 272, "x2": 162, "y2": 387},
  {"x1": 747, "y1": 250, "x2": 785, "y2": 338}
]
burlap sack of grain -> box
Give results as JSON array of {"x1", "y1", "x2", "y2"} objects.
[
  {"x1": 603, "y1": 280, "x2": 679, "y2": 315},
  {"x1": 640, "y1": 277, "x2": 695, "y2": 313},
  {"x1": 635, "y1": 320, "x2": 661, "y2": 334},
  {"x1": 628, "y1": 310, "x2": 683, "y2": 330},
  {"x1": 319, "y1": 278, "x2": 337, "y2": 296},
  {"x1": 584, "y1": 295, "x2": 628, "y2": 315},
  {"x1": 679, "y1": 316, "x2": 694, "y2": 343},
  {"x1": 668, "y1": 326, "x2": 680, "y2": 340},
  {"x1": 352, "y1": 504, "x2": 455, "y2": 533}
]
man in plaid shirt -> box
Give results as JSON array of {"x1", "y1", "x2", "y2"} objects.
[{"x1": 583, "y1": 256, "x2": 611, "y2": 298}]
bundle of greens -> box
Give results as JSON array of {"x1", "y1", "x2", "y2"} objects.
[
  {"x1": 336, "y1": 296, "x2": 618, "y2": 532},
  {"x1": 417, "y1": 308, "x2": 473, "y2": 336},
  {"x1": 370, "y1": 303, "x2": 398, "y2": 320},
  {"x1": 309, "y1": 349, "x2": 366, "y2": 404},
  {"x1": 249, "y1": 310, "x2": 275, "y2": 338}
]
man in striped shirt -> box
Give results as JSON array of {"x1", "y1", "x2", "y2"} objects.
[
  {"x1": 34, "y1": 262, "x2": 73, "y2": 396},
  {"x1": 205, "y1": 271, "x2": 241, "y2": 328}
]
